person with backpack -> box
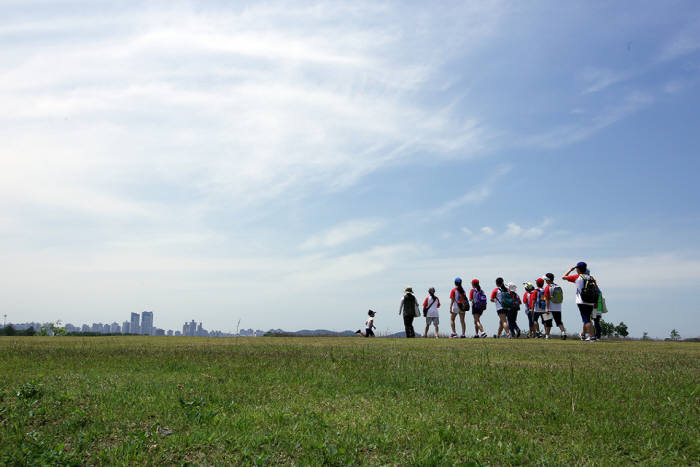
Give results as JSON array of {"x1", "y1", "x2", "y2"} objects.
[
  {"x1": 468, "y1": 279, "x2": 488, "y2": 338},
  {"x1": 490, "y1": 277, "x2": 511, "y2": 338},
  {"x1": 399, "y1": 286, "x2": 420, "y2": 338},
  {"x1": 522, "y1": 282, "x2": 537, "y2": 338},
  {"x1": 544, "y1": 273, "x2": 567, "y2": 339},
  {"x1": 506, "y1": 283, "x2": 522, "y2": 338},
  {"x1": 449, "y1": 278, "x2": 469, "y2": 338},
  {"x1": 531, "y1": 278, "x2": 548, "y2": 338},
  {"x1": 422, "y1": 287, "x2": 441, "y2": 338},
  {"x1": 562, "y1": 262, "x2": 599, "y2": 341},
  {"x1": 355, "y1": 310, "x2": 377, "y2": 337}
]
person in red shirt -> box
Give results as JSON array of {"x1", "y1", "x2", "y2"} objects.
[
  {"x1": 522, "y1": 282, "x2": 537, "y2": 338},
  {"x1": 532, "y1": 277, "x2": 549, "y2": 338}
]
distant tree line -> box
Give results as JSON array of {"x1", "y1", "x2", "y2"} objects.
[{"x1": 0, "y1": 325, "x2": 36, "y2": 336}]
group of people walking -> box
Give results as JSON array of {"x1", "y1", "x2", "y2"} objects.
[{"x1": 359, "y1": 261, "x2": 606, "y2": 341}]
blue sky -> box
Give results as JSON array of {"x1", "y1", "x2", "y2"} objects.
[{"x1": 1, "y1": 1, "x2": 699, "y2": 337}]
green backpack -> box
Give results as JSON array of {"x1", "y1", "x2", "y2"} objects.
[
  {"x1": 500, "y1": 288, "x2": 514, "y2": 309},
  {"x1": 549, "y1": 285, "x2": 563, "y2": 304}
]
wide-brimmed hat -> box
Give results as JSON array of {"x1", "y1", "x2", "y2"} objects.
[
  {"x1": 523, "y1": 282, "x2": 534, "y2": 291},
  {"x1": 507, "y1": 282, "x2": 517, "y2": 291},
  {"x1": 404, "y1": 286, "x2": 413, "y2": 293},
  {"x1": 368, "y1": 309, "x2": 376, "y2": 316}
]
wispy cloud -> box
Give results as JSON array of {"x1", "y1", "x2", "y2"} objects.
[
  {"x1": 579, "y1": 67, "x2": 628, "y2": 94},
  {"x1": 434, "y1": 165, "x2": 511, "y2": 216},
  {"x1": 656, "y1": 20, "x2": 700, "y2": 63},
  {"x1": 300, "y1": 219, "x2": 384, "y2": 250},
  {"x1": 523, "y1": 92, "x2": 653, "y2": 149},
  {"x1": 0, "y1": 2, "x2": 504, "y2": 225},
  {"x1": 503, "y1": 218, "x2": 551, "y2": 239}
]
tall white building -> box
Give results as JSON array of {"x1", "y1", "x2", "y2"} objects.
[
  {"x1": 122, "y1": 321, "x2": 130, "y2": 334},
  {"x1": 141, "y1": 311, "x2": 153, "y2": 335},
  {"x1": 130, "y1": 312, "x2": 140, "y2": 335}
]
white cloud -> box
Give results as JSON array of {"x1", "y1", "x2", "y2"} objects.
[
  {"x1": 301, "y1": 219, "x2": 384, "y2": 250},
  {"x1": 461, "y1": 227, "x2": 473, "y2": 235},
  {"x1": 579, "y1": 67, "x2": 628, "y2": 94},
  {"x1": 435, "y1": 165, "x2": 511, "y2": 215},
  {"x1": 523, "y1": 92, "x2": 653, "y2": 149},
  {"x1": 503, "y1": 218, "x2": 551, "y2": 239},
  {"x1": 0, "y1": 2, "x2": 504, "y2": 224},
  {"x1": 656, "y1": 20, "x2": 700, "y2": 63},
  {"x1": 481, "y1": 226, "x2": 494, "y2": 236}
]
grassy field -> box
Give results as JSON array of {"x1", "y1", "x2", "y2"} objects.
[{"x1": 1, "y1": 337, "x2": 698, "y2": 465}]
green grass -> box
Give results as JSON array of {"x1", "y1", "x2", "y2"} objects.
[{"x1": 1, "y1": 337, "x2": 698, "y2": 465}]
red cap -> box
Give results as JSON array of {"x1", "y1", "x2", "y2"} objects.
[
  {"x1": 536, "y1": 278, "x2": 545, "y2": 287},
  {"x1": 471, "y1": 279, "x2": 479, "y2": 286}
]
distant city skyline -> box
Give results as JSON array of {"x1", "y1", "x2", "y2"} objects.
[{"x1": 6, "y1": 310, "x2": 243, "y2": 337}]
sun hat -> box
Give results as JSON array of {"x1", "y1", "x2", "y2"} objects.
[
  {"x1": 507, "y1": 282, "x2": 517, "y2": 291},
  {"x1": 536, "y1": 278, "x2": 545, "y2": 287},
  {"x1": 404, "y1": 286, "x2": 413, "y2": 293},
  {"x1": 523, "y1": 282, "x2": 534, "y2": 291}
]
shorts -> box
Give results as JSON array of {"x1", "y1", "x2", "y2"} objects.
[
  {"x1": 533, "y1": 312, "x2": 545, "y2": 323},
  {"x1": 451, "y1": 309, "x2": 466, "y2": 315},
  {"x1": 552, "y1": 311, "x2": 563, "y2": 327},
  {"x1": 426, "y1": 317, "x2": 439, "y2": 326},
  {"x1": 365, "y1": 328, "x2": 375, "y2": 337},
  {"x1": 472, "y1": 309, "x2": 484, "y2": 316},
  {"x1": 578, "y1": 304, "x2": 593, "y2": 324},
  {"x1": 496, "y1": 309, "x2": 506, "y2": 316}
]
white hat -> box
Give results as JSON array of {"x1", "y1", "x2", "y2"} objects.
[{"x1": 507, "y1": 282, "x2": 517, "y2": 291}]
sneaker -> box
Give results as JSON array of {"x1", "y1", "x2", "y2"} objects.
[
  {"x1": 460, "y1": 335, "x2": 466, "y2": 339},
  {"x1": 479, "y1": 332, "x2": 487, "y2": 338},
  {"x1": 515, "y1": 329, "x2": 521, "y2": 338},
  {"x1": 493, "y1": 334, "x2": 498, "y2": 338},
  {"x1": 585, "y1": 336, "x2": 596, "y2": 342},
  {"x1": 545, "y1": 335, "x2": 550, "y2": 339},
  {"x1": 472, "y1": 334, "x2": 479, "y2": 338},
  {"x1": 561, "y1": 331, "x2": 567, "y2": 340},
  {"x1": 580, "y1": 334, "x2": 587, "y2": 341},
  {"x1": 450, "y1": 333, "x2": 458, "y2": 338}
]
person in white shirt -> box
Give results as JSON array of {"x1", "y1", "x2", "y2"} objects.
[
  {"x1": 562, "y1": 261, "x2": 598, "y2": 341},
  {"x1": 355, "y1": 310, "x2": 377, "y2": 337},
  {"x1": 422, "y1": 287, "x2": 440, "y2": 338},
  {"x1": 490, "y1": 277, "x2": 511, "y2": 338},
  {"x1": 544, "y1": 273, "x2": 567, "y2": 340}
]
